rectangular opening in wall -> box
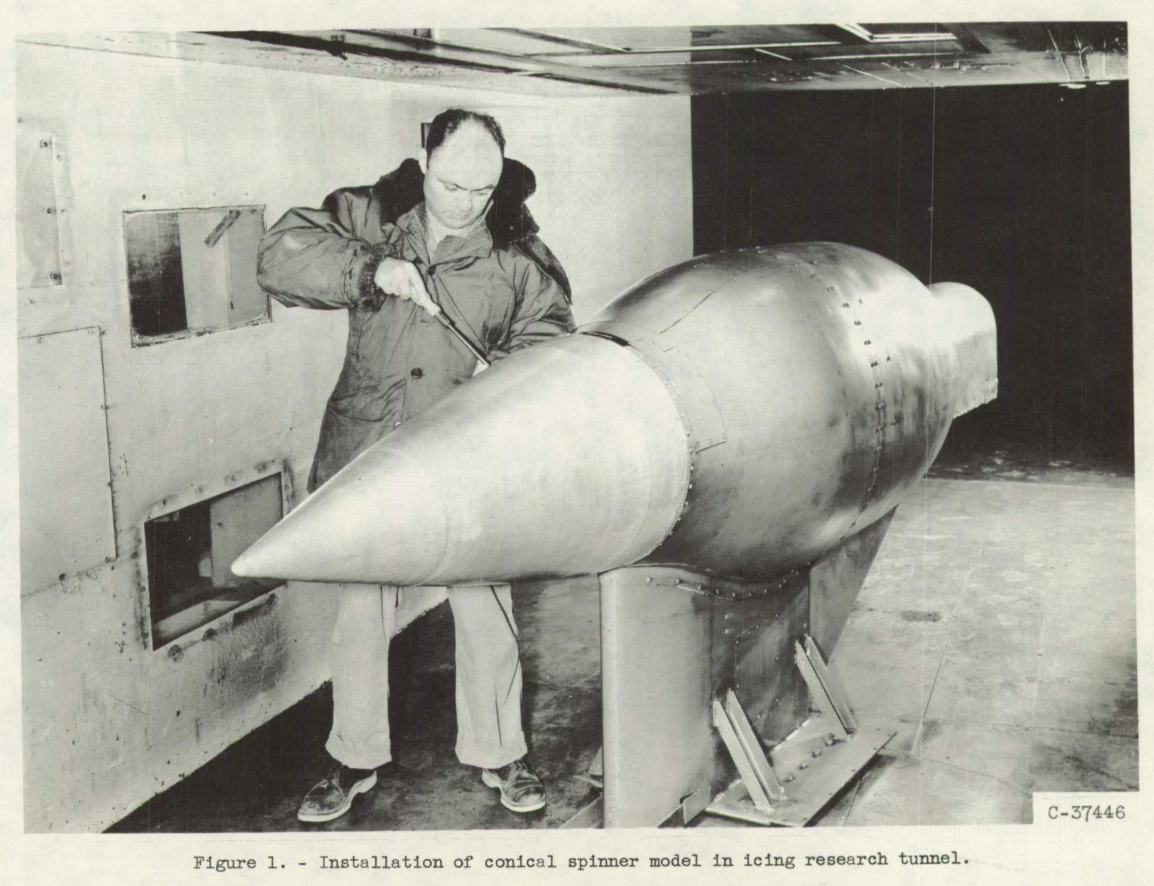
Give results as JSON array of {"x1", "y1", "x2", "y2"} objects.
[
  {"x1": 145, "y1": 473, "x2": 284, "y2": 649},
  {"x1": 124, "y1": 205, "x2": 268, "y2": 345}
]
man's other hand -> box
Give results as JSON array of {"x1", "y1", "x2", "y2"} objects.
[{"x1": 374, "y1": 258, "x2": 440, "y2": 316}]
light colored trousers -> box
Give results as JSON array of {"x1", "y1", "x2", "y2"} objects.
[{"x1": 325, "y1": 582, "x2": 528, "y2": 771}]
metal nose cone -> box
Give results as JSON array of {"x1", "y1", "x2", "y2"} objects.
[
  {"x1": 229, "y1": 449, "x2": 449, "y2": 584},
  {"x1": 231, "y1": 334, "x2": 691, "y2": 587}
]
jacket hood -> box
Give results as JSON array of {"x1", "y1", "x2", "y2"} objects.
[{"x1": 372, "y1": 157, "x2": 542, "y2": 248}]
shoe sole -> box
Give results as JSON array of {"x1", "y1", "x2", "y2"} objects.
[
  {"x1": 481, "y1": 770, "x2": 546, "y2": 813},
  {"x1": 297, "y1": 772, "x2": 378, "y2": 823}
]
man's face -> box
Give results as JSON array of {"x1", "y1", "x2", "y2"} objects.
[{"x1": 419, "y1": 123, "x2": 503, "y2": 233}]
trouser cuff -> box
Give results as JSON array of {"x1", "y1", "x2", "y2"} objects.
[
  {"x1": 455, "y1": 736, "x2": 528, "y2": 770},
  {"x1": 325, "y1": 732, "x2": 393, "y2": 771}
]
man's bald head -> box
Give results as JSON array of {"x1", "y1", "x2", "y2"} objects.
[{"x1": 426, "y1": 109, "x2": 505, "y2": 158}]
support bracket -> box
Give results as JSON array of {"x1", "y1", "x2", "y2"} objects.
[
  {"x1": 795, "y1": 635, "x2": 858, "y2": 738},
  {"x1": 704, "y1": 634, "x2": 893, "y2": 827}
]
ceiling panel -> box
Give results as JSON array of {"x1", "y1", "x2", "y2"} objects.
[{"x1": 21, "y1": 22, "x2": 1128, "y2": 97}]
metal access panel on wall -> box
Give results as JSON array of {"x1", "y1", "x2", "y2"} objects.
[
  {"x1": 19, "y1": 327, "x2": 117, "y2": 592},
  {"x1": 16, "y1": 127, "x2": 66, "y2": 288}
]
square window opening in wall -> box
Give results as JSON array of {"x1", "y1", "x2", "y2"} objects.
[
  {"x1": 124, "y1": 205, "x2": 268, "y2": 345},
  {"x1": 145, "y1": 473, "x2": 284, "y2": 649}
]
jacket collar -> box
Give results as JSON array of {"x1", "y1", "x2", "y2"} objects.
[
  {"x1": 397, "y1": 203, "x2": 494, "y2": 265},
  {"x1": 374, "y1": 157, "x2": 542, "y2": 249}
]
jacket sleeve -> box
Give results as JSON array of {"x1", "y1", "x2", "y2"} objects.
[
  {"x1": 492, "y1": 245, "x2": 577, "y2": 360},
  {"x1": 257, "y1": 186, "x2": 399, "y2": 310}
]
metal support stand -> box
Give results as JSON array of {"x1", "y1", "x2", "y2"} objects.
[
  {"x1": 561, "y1": 557, "x2": 896, "y2": 829},
  {"x1": 705, "y1": 635, "x2": 893, "y2": 827}
]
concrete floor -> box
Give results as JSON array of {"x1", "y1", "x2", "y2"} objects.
[
  {"x1": 111, "y1": 464, "x2": 1137, "y2": 832},
  {"x1": 816, "y1": 474, "x2": 1137, "y2": 826}
]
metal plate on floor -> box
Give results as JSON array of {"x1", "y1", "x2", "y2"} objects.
[{"x1": 706, "y1": 721, "x2": 894, "y2": 827}]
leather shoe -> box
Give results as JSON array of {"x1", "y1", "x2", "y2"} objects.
[
  {"x1": 298, "y1": 763, "x2": 378, "y2": 823},
  {"x1": 481, "y1": 758, "x2": 546, "y2": 813}
]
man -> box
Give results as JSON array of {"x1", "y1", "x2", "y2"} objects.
[{"x1": 257, "y1": 109, "x2": 575, "y2": 823}]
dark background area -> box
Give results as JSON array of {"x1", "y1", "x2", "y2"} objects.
[{"x1": 692, "y1": 83, "x2": 1133, "y2": 472}]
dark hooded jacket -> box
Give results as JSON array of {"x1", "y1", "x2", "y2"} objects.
[{"x1": 258, "y1": 158, "x2": 575, "y2": 491}]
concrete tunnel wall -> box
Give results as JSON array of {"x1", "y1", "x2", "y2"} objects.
[{"x1": 16, "y1": 42, "x2": 694, "y2": 832}]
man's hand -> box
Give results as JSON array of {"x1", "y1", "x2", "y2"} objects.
[{"x1": 374, "y1": 258, "x2": 441, "y2": 316}]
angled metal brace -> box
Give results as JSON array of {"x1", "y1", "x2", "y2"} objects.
[
  {"x1": 805, "y1": 636, "x2": 857, "y2": 731},
  {"x1": 723, "y1": 689, "x2": 785, "y2": 801},
  {"x1": 711, "y1": 692, "x2": 784, "y2": 813},
  {"x1": 589, "y1": 746, "x2": 603, "y2": 779},
  {"x1": 794, "y1": 636, "x2": 857, "y2": 738}
]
